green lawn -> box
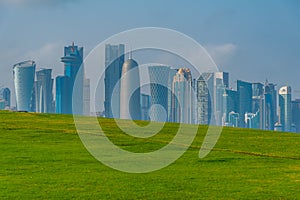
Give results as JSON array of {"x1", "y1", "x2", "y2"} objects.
[{"x1": 0, "y1": 110, "x2": 300, "y2": 199}]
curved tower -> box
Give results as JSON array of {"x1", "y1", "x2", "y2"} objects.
[
  {"x1": 13, "y1": 60, "x2": 36, "y2": 111},
  {"x1": 120, "y1": 58, "x2": 141, "y2": 120}
]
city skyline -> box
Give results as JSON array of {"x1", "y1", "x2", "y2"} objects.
[
  {"x1": 0, "y1": 1, "x2": 300, "y2": 103},
  {"x1": 2, "y1": 40, "x2": 300, "y2": 133}
]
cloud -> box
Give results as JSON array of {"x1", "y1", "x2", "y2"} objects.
[{"x1": 204, "y1": 43, "x2": 237, "y2": 66}]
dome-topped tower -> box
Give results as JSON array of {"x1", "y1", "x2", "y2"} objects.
[{"x1": 119, "y1": 57, "x2": 141, "y2": 120}]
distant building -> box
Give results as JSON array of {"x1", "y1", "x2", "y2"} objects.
[
  {"x1": 167, "y1": 68, "x2": 178, "y2": 122},
  {"x1": 120, "y1": 58, "x2": 141, "y2": 120},
  {"x1": 55, "y1": 76, "x2": 71, "y2": 114},
  {"x1": 292, "y1": 99, "x2": 300, "y2": 133},
  {"x1": 172, "y1": 68, "x2": 193, "y2": 124},
  {"x1": 237, "y1": 80, "x2": 252, "y2": 128},
  {"x1": 104, "y1": 44, "x2": 125, "y2": 118},
  {"x1": 252, "y1": 82, "x2": 264, "y2": 129},
  {"x1": 0, "y1": 87, "x2": 11, "y2": 108},
  {"x1": 13, "y1": 60, "x2": 36, "y2": 112},
  {"x1": 141, "y1": 94, "x2": 150, "y2": 121},
  {"x1": 264, "y1": 81, "x2": 277, "y2": 130},
  {"x1": 197, "y1": 75, "x2": 211, "y2": 124},
  {"x1": 278, "y1": 86, "x2": 292, "y2": 132},
  {"x1": 57, "y1": 42, "x2": 84, "y2": 115},
  {"x1": 0, "y1": 99, "x2": 5, "y2": 110},
  {"x1": 245, "y1": 111, "x2": 260, "y2": 129},
  {"x1": 214, "y1": 72, "x2": 229, "y2": 126},
  {"x1": 148, "y1": 66, "x2": 170, "y2": 122},
  {"x1": 222, "y1": 88, "x2": 238, "y2": 126},
  {"x1": 227, "y1": 111, "x2": 239, "y2": 127},
  {"x1": 83, "y1": 78, "x2": 90, "y2": 116},
  {"x1": 35, "y1": 69, "x2": 54, "y2": 113}
]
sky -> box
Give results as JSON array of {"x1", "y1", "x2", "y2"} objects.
[{"x1": 1, "y1": 0, "x2": 300, "y2": 105}]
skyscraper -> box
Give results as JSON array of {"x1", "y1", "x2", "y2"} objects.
[
  {"x1": 292, "y1": 99, "x2": 300, "y2": 133},
  {"x1": 237, "y1": 80, "x2": 252, "y2": 127},
  {"x1": 214, "y1": 72, "x2": 229, "y2": 125},
  {"x1": 58, "y1": 42, "x2": 84, "y2": 115},
  {"x1": 35, "y1": 69, "x2": 54, "y2": 113},
  {"x1": 197, "y1": 75, "x2": 211, "y2": 124},
  {"x1": 120, "y1": 58, "x2": 141, "y2": 120},
  {"x1": 104, "y1": 44, "x2": 125, "y2": 118},
  {"x1": 201, "y1": 72, "x2": 215, "y2": 124},
  {"x1": 148, "y1": 65, "x2": 170, "y2": 122},
  {"x1": 252, "y1": 82, "x2": 264, "y2": 129},
  {"x1": 172, "y1": 68, "x2": 193, "y2": 124},
  {"x1": 222, "y1": 88, "x2": 238, "y2": 125},
  {"x1": 278, "y1": 86, "x2": 292, "y2": 132},
  {"x1": 264, "y1": 81, "x2": 277, "y2": 130},
  {"x1": 13, "y1": 60, "x2": 36, "y2": 112},
  {"x1": 167, "y1": 68, "x2": 178, "y2": 122},
  {"x1": 55, "y1": 76, "x2": 71, "y2": 114},
  {"x1": 0, "y1": 88, "x2": 11, "y2": 108}
]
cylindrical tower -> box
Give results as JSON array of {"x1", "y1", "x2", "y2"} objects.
[
  {"x1": 13, "y1": 60, "x2": 36, "y2": 112},
  {"x1": 119, "y1": 58, "x2": 141, "y2": 120}
]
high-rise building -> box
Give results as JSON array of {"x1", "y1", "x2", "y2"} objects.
[
  {"x1": 0, "y1": 88, "x2": 11, "y2": 108},
  {"x1": 214, "y1": 72, "x2": 229, "y2": 125},
  {"x1": 252, "y1": 82, "x2": 264, "y2": 129},
  {"x1": 264, "y1": 81, "x2": 277, "y2": 130},
  {"x1": 237, "y1": 80, "x2": 252, "y2": 127},
  {"x1": 104, "y1": 44, "x2": 125, "y2": 118},
  {"x1": 141, "y1": 93, "x2": 150, "y2": 121},
  {"x1": 35, "y1": 69, "x2": 54, "y2": 113},
  {"x1": 148, "y1": 66, "x2": 170, "y2": 122},
  {"x1": 167, "y1": 68, "x2": 178, "y2": 122},
  {"x1": 278, "y1": 86, "x2": 292, "y2": 132},
  {"x1": 58, "y1": 42, "x2": 84, "y2": 115},
  {"x1": 83, "y1": 78, "x2": 90, "y2": 116},
  {"x1": 222, "y1": 88, "x2": 238, "y2": 125},
  {"x1": 197, "y1": 75, "x2": 211, "y2": 124},
  {"x1": 13, "y1": 60, "x2": 36, "y2": 112},
  {"x1": 120, "y1": 58, "x2": 141, "y2": 120},
  {"x1": 55, "y1": 76, "x2": 71, "y2": 114},
  {"x1": 201, "y1": 72, "x2": 215, "y2": 124},
  {"x1": 292, "y1": 99, "x2": 300, "y2": 133},
  {"x1": 172, "y1": 68, "x2": 193, "y2": 124}
]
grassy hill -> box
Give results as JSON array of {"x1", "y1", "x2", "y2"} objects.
[{"x1": 0, "y1": 110, "x2": 300, "y2": 199}]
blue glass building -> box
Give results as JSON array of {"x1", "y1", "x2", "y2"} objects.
[
  {"x1": 237, "y1": 80, "x2": 253, "y2": 127},
  {"x1": 0, "y1": 87, "x2": 11, "y2": 108},
  {"x1": 57, "y1": 43, "x2": 84, "y2": 115},
  {"x1": 104, "y1": 44, "x2": 125, "y2": 118},
  {"x1": 264, "y1": 81, "x2": 277, "y2": 130},
  {"x1": 13, "y1": 60, "x2": 36, "y2": 112},
  {"x1": 55, "y1": 76, "x2": 71, "y2": 114}
]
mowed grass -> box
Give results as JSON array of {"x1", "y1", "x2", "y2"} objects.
[{"x1": 0, "y1": 110, "x2": 300, "y2": 199}]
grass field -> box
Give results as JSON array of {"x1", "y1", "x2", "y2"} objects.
[{"x1": 0, "y1": 110, "x2": 300, "y2": 199}]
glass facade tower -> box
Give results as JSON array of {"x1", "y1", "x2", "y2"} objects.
[
  {"x1": 104, "y1": 44, "x2": 125, "y2": 118},
  {"x1": 35, "y1": 69, "x2": 53, "y2": 113},
  {"x1": 13, "y1": 60, "x2": 36, "y2": 112},
  {"x1": 148, "y1": 66, "x2": 170, "y2": 122},
  {"x1": 279, "y1": 86, "x2": 292, "y2": 132}
]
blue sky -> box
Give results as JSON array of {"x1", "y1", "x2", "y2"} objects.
[{"x1": 1, "y1": 0, "x2": 300, "y2": 100}]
